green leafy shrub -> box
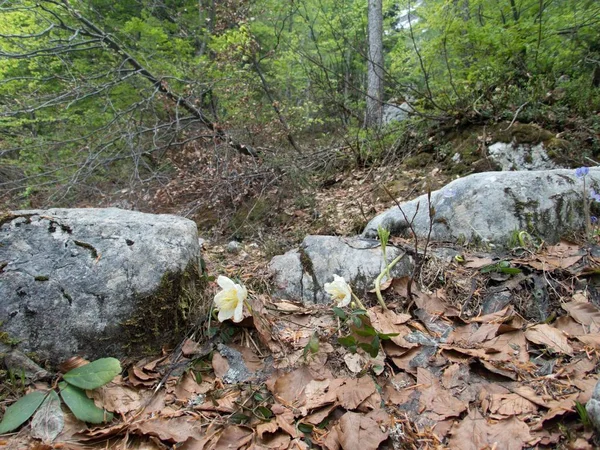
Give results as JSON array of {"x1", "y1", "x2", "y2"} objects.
[{"x1": 0, "y1": 357, "x2": 121, "y2": 434}]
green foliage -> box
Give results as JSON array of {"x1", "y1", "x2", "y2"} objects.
[
  {"x1": 302, "y1": 331, "x2": 320, "y2": 359},
  {"x1": 0, "y1": 358, "x2": 121, "y2": 434},
  {"x1": 389, "y1": 0, "x2": 600, "y2": 117},
  {"x1": 575, "y1": 401, "x2": 592, "y2": 428},
  {"x1": 0, "y1": 390, "x2": 46, "y2": 434},
  {"x1": 335, "y1": 307, "x2": 397, "y2": 358},
  {"x1": 2, "y1": 0, "x2": 600, "y2": 205},
  {"x1": 480, "y1": 260, "x2": 522, "y2": 275},
  {"x1": 62, "y1": 357, "x2": 121, "y2": 390},
  {"x1": 59, "y1": 382, "x2": 113, "y2": 424}
]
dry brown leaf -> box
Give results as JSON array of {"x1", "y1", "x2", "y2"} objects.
[
  {"x1": 482, "y1": 330, "x2": 529, "y2": 363},
  {"x1": 130, "y1": 416, "x2": 204, "y2": 443},
  {"x1": 561, "y1": 357, "x2": 597, "y2": 378},
  {"x1": 509, "y1": 385, "x2": 551, "y2": 408},
  {"x1": 554, "y1": 315, "x2": 587, "y2": 336},
  {"x1": 171, "y1": 371, "x2": 212, "y2": 404},
  {"x1": 467, "y1": 323, "x2": 502, "y2": 344},
  {"x1": 256, "y1": 420, "x2": 279, "y2": 439},
  {"x1": 181, "y1": 339, "x2": 201, "y2": 357},
  {"x1": 213, "y1": 426, "x2": 253, "y2": 450},
  {"x1": 574, "y1": 377, "x2": 597, "y2": 404},
  {"x1": 304, "y1": 379, "x2": 337, "y2": 410},
  {"x1": 269, "y1": 367, "x2": 314, "y2": 406},
  {"x1": 439, "y1": 344, "x2": 491, "y2": 360},
  {"x1": 335, "y1": 411, "x2": 388, "y2": 450},
  {"x1": 303, "y1": 404, "x2": 338, "y2": 425},
  {"x1": 344, "y1": 353, "x2": 365, "y2": 374},
  {"x1": 253, "y1": 431, "x2": 291, "y2": 450},
  {"x1": 534, "y1": 393, "x2": 579, "y2": 429},
  {"x1": 563, "y1": 301, "x2": 600, "y2": 331},
  {"x1": 417, "y1": 368, "x2": 468, "y2": 420},
  {"x1": 274, "y1": 407, "x2": 298, "y2": 438},
  {"x1": 271, "y1": 300, "x2": 304, "y2": 312},
  {"x1": 481, "y1": 392, "x2": 538, "y2": 417},
  {"x1": 464, "y1": 256, "x2": 494, "y2": 268},
  {"x1": 382, "y1": 373, "x2": 416, "y2": 406},
  {"x1": 448, "y1": 408, "x2": 533, "y2": 450},
  {"x1": 336, "y1": 377, "x2": 377, "y2": 410},
  {"x1": 88, "y1": 382, "x2": 143, "y2": 415},
  {"x1": 574, "y1": 334, "x2": 600, "y2": 349},
  {"x1": 479, "y1": 360, "x2": 518, "y2": 380},
  {"x1": 128, "y1": 365, "x2": 159, "y2": 387},
  {"x1": 196, "y1": 390, "x2": 239, "y2": 412},
  {"x1": 470, "y1": 306, "x2": 514, "y2": 324},
  {"x1": 525, "y1": 324, "x2": 573, "y2": 355},
  {"x1": 321, "y1": 426, "x2": 341, "y2": 450},
  {"x1": 212, "y1": 352, "x2": 230, "y2": 379}
]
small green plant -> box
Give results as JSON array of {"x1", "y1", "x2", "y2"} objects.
[
  {"x1": 0, "y1": 357, "x2": 121, "y2": 434},
  {"x1": 575, "y1": 401, "x2": 592, "y2": 428},
  {"x1": 507, "y1": 230, "x2": 542, "y2": 251},
  {"x1": 333, "y1": 307, "x2": 397, "y2": 357},
  {"x1": 302, "y1": 332, "x2": 320, "y2": 359},
  {"x1": 480, "y1": 260, "x2": 522, "y2": 275}
]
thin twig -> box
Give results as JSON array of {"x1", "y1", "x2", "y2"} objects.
[{"x1": 502, "y1": 101, "x2": 530, "y2": 131}]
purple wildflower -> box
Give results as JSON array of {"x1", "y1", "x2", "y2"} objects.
[
  {"x1": 576, "y1": 167, "x2": 590, "y2": 178},
  {"x1": 592, "y1": 216, "x2": 598, "y2": 224},
  {"x1": 590, "y1": 188, "x2": 600, "y2": 203}
]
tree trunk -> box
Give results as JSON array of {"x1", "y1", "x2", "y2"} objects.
[{"x1": 366, "y1": 0, "x2": 383, "y2": 128}]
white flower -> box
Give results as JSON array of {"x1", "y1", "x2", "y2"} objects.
[
  {"x1": 324, "y1": 275, "x2": 352, "y2": 307},
  {"x1": 214, "y1": 276, "x2": 247, "y2": 323}
]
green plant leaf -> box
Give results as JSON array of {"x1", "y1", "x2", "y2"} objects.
[
  {"x1": 63, "y1": 357, "x2": 121, "y2": 390},
  {"x1": 230, "y1": 413, "x2": 250, "y2": 424},
  {"x1": 351, "y1": 316, "x2": 363, "y2": 327},
  {"x1": 480, "y1": 263, "x2": 498, "y2": 273},
  {"x1": 298, "y1": 423, "x2": 313, "y2": 433},
  {"x1": 59, "y1": 383, "x2": 113, "y2": 424},
  {"x1": 337, "y1": 335, "x2": 357, "y2": 348},
  {"x1": 332, "y1": 307, "x2": 347, "y2": 320},
  {"x1": 354, "y1": 325, "x2": 377, "y2": 337},
  {"x1": 377, "y1": 332, "x2": 399, "y2": 340},
  {"x1": 499, "y1": 267, "x2": 522, "y2": 274},
  {"x1": 308, "y1": 332, "x2": 320, "y2": 354},
  {"x1": 255, "y1": 406, "x2": 273, "y2": 420},
  {"x1": 358, "y1": 343, "x2": 379, "y2": 358},
  {"x1": 0, "y1": 390, "x2": 47, "y2": 434}
]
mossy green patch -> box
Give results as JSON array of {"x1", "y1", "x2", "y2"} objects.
[
  {"x1": 119, "y1": 261, "x2": 209, "y2": 357},
  {"x1": 493, "y1": 123, "x2": 554, "y2": 144}
]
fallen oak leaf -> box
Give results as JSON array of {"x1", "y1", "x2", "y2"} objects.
[
  {"x1": 336, "y1": 411, "x2": 388, "y2": 450},
  {"x1": 563, "y1": 301, "x2": 600, "y2": 332},
  {"x1": 524, "y1": 324, "x2": 573, "y2": 355},
  {"x1": 448, "y1": 408, "x2": 534, "y2": 450}
]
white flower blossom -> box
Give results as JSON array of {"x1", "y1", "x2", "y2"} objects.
[
  {"x1": 324, "y1": 275, "x2": 352, "y2": 307},
  {"x1": 214, "y1": 276, "x2": 247, "y2": 323}
]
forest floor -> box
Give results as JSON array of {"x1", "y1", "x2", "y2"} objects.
[{"x1": 4, "y1": 123, "x2": 600, "y2": 449}]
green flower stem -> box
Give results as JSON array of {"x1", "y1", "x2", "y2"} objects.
[
  {"x1": 351, "y1": 292, "x2": 367, "y2": 310},
  {"x1": 374, "y1": 253, "x2": 405, "y2": 310}
]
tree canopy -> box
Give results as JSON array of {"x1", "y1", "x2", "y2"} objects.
[{"x1": 1, "y1": 0, "x2": 599, "y2": 206}]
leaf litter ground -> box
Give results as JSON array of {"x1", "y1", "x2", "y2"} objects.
[
  {"x1": 3, "y1": 164, "x2": 600, "y2": 449},
  {"x1": 3, "y1": 236, "x2": 600, "y2": 449}
]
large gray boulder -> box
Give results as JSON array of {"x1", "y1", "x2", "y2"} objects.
[
  {"x1": 0, "y1": 208, "x2": 203, "y2": 365},
  {"x1": 363, "y1": 168, "x2": 598, "y2": 246},
  {"x1": 586, "y1": 379, "x2": 600, "y2": 431},
  {"x1": 487, "y1": 142, "x2": 559, "y2": 171},
  {"x1": 269, "y1": 235, "x2": 413, "y2": 304}
]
